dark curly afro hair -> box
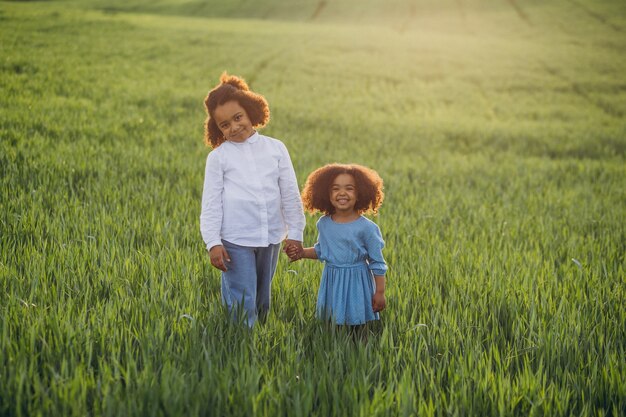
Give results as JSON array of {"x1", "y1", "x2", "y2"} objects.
[
  {"x1": 301, "y1": 163, "x2": 384, "y2": 215},
  {"x1": 203, "y1": 72, "x2": 270, "y2": 148}
]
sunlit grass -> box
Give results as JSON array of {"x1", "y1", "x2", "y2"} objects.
[{"x1": 1, "y1": 0, "x2": 624, "y2": 416}]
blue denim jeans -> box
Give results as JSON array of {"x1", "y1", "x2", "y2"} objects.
[{"x1": 220, "y1": 240, "x2": 281, "y2": 326}]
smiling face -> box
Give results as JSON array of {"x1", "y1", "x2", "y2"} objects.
[
  {"x1": 213, "y1": 100, "x2": 254, "y2": 143},
  {"x1": 329, "y1": 173, "x2": 357, "y2": 214}
]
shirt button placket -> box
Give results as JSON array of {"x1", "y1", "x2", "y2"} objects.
[{"x1": 245, "y1": 142, "x2": 269, "y2": 245}]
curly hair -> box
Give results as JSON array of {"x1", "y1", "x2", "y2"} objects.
[
  {"x1": 203, "y1": 72, "x2": 270, "y2": 148},
  {"x1": 301, "y1": 163, "x2": 384, "y2": 215}
]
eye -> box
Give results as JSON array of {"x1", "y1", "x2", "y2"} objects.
[{"x1": 234, "y1": 114, "x2": 242, "y2": 121}]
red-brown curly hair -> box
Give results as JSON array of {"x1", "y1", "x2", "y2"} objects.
[
  {"x1": 203, "y1": 72, "x2": 270, "y2": 148},
  {"x1": 301, "y1": 163, "x2": 384, "y2": 215}
]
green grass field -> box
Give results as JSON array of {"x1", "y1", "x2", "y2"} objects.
[{"x1": 1, "y1": 0, "x2": 625, "y2": 415}]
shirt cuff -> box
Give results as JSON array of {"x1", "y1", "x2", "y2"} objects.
[
  {"x1": 206, "y1": 239, "x2": 223, "y2": 251},
  {"x1": 287, "y1": 229, "x2": 304, "y2": 242}
]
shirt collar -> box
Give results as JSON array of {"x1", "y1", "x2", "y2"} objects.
[
  {"x1": 228, "y1": 130, "x2": 259, "y2": 145},
  {"x1": 247, "y1": 131, "x2": 259, "y2": 143}
]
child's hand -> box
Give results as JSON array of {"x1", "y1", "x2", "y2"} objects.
[
  {"x1": 208, "y1": 245, "x2": 231, "y2": 272},
  {"x1": 372, "y1": 291, "x2": 386, "y2": 313},
  {"x1": 283, "y1": 241, "x2": 303, "y2": 261},
  {"x1": 285, "y1": 245, "x2": 303, "y2": 261}
]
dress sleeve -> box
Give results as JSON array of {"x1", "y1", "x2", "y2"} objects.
[
  {"x1": 199, "y1": 151, "x2": 224, "y2": 250},
  {"x1": 365, "y1": 222, "x2": 387, "y2": 276}
]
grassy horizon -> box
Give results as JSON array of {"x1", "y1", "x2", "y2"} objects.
[{"x1": 1, "y1": 0, "x2": 625, "y2": 416}]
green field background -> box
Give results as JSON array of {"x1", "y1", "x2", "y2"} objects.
[{"x1": 1, "y1": 0, "x2": 625, "y2": 416}]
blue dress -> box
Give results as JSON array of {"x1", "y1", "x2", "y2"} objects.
[{"x1": 314, "y1": 215, "x2": 387, "y2": 325}]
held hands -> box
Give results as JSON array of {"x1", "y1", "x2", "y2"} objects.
[
  {"x1": 283, "y1": 239, "x2": 304, "y2": 262},
  {"x1": 208, "y1": 245, "x2": 230, "y2": 272}
]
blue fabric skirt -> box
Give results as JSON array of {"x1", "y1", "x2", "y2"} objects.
[{"x1": 316, "y1": 262, "x2": 379, "y2": 325}]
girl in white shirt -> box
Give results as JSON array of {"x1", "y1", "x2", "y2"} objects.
[{"x1": 200, "y1": 73, "x2": 305, "y2": 326}]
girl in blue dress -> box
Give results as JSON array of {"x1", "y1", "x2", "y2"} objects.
[{"x1": 285, "y1": 163, "x2": 387, "y2": 326}]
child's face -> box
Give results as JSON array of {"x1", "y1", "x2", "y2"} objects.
[
  {"x1": 214, "y1": 100, "x2": 254, "y2": 143},
  {"x1": 329, "y1": 173, "x2": 357, "y2": 213}
]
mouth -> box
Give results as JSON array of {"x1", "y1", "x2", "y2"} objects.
[{"x1": 336, "y1": 197, "x2": 349, "y2": 205}]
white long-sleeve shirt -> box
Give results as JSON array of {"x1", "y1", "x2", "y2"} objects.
[{"x1": 200, "y1": 132, "x2": 305, "y2": 250}]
